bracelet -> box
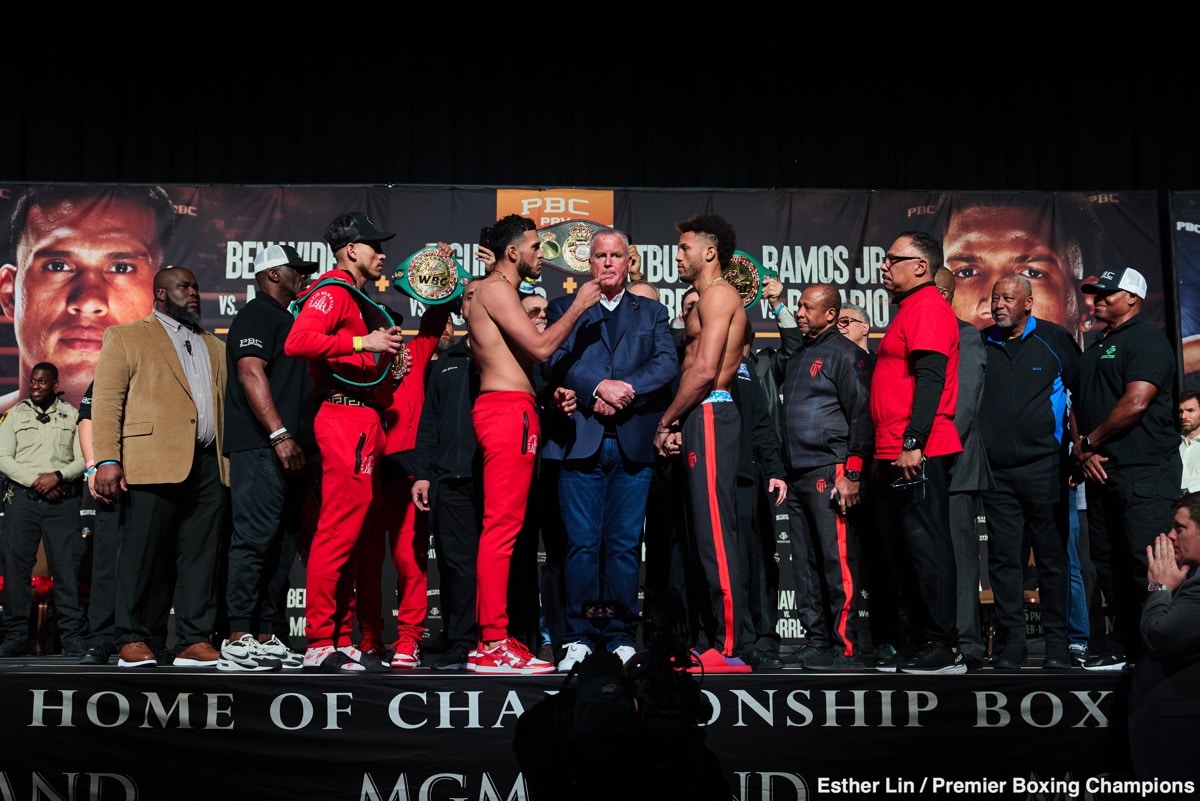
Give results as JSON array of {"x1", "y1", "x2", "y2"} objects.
[
  {"x1": 270, "y1": 433, "x2": 293, "y2": 446},
  {"x1": 772, "y1": 304, "x2": 784, "y2": 316},
  {"x1": 84, "y1": 467, "x2": 97, "y2": 478},
  {"x1": 269, "y1": 427, "x2": 288, "y2": 440},
  {"x1": 95, "y1": 460, "x2": 119, "y2": 468},
  {"x1": 353, "y1": 336, "x2": 364, "y2": 353},
  {"x1": 85, "y1": 459, "x2": 95, "y2": 469}
]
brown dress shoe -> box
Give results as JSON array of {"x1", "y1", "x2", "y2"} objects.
[
  {"x1": 173, "y1": 641, "x2": 220, "y2": 667},
  {"x1": 117, "y1": 641, "x2": 157, "y2": 667}
]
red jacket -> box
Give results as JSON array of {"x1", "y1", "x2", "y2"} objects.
[{"x1": 284, "y1": 269, "x2": 398, "y2": 410}]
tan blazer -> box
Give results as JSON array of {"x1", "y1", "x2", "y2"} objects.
[{"x1": 92, "y1": 313, "x2": 229, "y2": 486}]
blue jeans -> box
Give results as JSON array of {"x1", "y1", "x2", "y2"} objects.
[
  {"x1": 558, "y1": 437, "x2": 653, "y2": 651},
  {"x1": 1066, "y1": 485, "x2": 1090, "y2": 647}
]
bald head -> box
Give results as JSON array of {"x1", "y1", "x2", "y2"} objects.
[
  {"x1": 154, "y1": 266, "x2": 203, "y2": 331},
  {"x1": 154, "y1": 266, "x2": 194, "y2": 293},
  {"x1": 797, "y1": 283, "x2": 840, "y2": 336},
  {"x1": 934, "y1": 266, "x2": 955, "y2": 300}
]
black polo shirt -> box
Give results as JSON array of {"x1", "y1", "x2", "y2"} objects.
[{"x1": 1076, "y1": 314, "x2": 1177, "y2": 468}]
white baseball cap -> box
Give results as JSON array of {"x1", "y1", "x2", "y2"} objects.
[
  {"x1": 253, "y1": 244, "x2": 318, "y2": 275},
  {"x1": 1082, "y1": 267, "x2": 1148, "y2": 299}
]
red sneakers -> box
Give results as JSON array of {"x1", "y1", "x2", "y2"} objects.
[
  {"x1": 390, "y1": 635, "x2": 422, "y2": 669},
  {"x1": 686, "y1": 647, "x2": 753, "y2": 674},
  {"x1": 468, "y1": 638, "x2": 554, "y2": 675}
]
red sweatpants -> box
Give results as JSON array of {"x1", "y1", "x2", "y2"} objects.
[
  {"x1": 472, "y1": 391, "x2": 539, "y2": 643},
  {"x1": 305, "y1": 403, "x2": 386, "y2": 648},
  {"x1": 355, "y1": 475, "x2": 428, "y2": 647}
]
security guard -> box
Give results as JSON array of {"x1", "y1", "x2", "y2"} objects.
[{"x1": 0, "y1": 362, "x2": 85, "y2": 657}]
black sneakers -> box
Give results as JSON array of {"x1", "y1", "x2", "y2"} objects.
[
  {"x1": 992, "y1": 643, "x2": 1028, "y2": 670},
  {"x1": 1083, "y1": 650, "x2": 1128, "y2": 671},
  {"x1": 897, "y1": 642, "x2": 966, "y2": 675},
  {"x1": 804, "y1": 652, "x2": 865, "y2": 672},
  {"x1": 738, "y1": 645, "x2": 784, "y2": 670},
  {"x1": 873, "y1": 643, "x2": 901, "y2": 673},
  {"x1": 432, "y1": 643, "x2": 473, "y2": 670},
  {"x1": 0, "y1": 638, "x2": 27, "y2": 658},
  {"x1": 1042, "y1": 644, "x2": 1073, "y2": 671}
]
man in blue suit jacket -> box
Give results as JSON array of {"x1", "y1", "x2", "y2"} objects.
[{"x1": 541, "y1": 228, "x2": 678, "y2": 671}]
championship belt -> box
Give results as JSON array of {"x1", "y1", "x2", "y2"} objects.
[
  {"x1": 725, "y1": 250, "x2": 778, "y2": 308},
  {"x1": 537, "y1": 219, "x2": 606, "y2": 274},
  {"x1": 392, "y1": 246, "x2": 471, "y2": 305}
]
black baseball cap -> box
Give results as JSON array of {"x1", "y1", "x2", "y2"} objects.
[{"x1": 324, "y1": 211, "x2": 396, "y2": 252}]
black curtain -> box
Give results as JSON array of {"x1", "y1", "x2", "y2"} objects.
[{"x1": 1, "y1": 74, "x2": 1194, "y2": 194}]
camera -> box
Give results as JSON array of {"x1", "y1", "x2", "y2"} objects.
[
  {"x1": 566, "y1": 595, "x2": 711, "y2": 731},
  {"x1": 514, "y1": 592, "x2": 730, "y2": 801}
]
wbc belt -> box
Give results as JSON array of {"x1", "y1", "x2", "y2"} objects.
[
  {"x1": 392, "y1": 247, "x2": 471, "y2": 305},
  {"x1": 725, "y1": 250, "x2": 778, "y2": 308}
]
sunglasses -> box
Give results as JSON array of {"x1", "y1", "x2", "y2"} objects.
[
  {"x1": 837, "y1": 317, "x2": 867, "y2": 327},
  {"x1": 890, "y1": 458, "x2": 927, "y2": 496},
  {"x1": 882, "y1": 254, "x2": 922, "y2": 267},
  {"x1": 525, "y1": 305, "x2": 548, "y2": 318}
]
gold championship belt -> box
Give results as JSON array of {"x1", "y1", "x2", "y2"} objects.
[
  {"x1": 537, "y1": 219, "x2": 607, "y2": 274},
  {"x1": 725, "y1": 250, "x2": 778, "y2": 308},
  {"x1": 392, "y1": 246, "x2": 471, "y2": 305}
]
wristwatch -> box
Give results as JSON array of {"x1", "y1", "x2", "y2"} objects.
[
  {"x1": 1148, "y1": 581, "x2": 1170, "y2": 593},
  {"x1": 902, "y1": 435, "x2": 921, "y2": 451},
  {"x1": 844, "y1": 469, "x2": 861, "y2": 482}
]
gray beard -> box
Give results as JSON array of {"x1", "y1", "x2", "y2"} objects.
[{"x1": 164, "y1": 299, "x2": 203, "y2": 331}]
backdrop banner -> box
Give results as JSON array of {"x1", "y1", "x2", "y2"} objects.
[
  {"x1": 0, "y1": 184, "x2": 1165, "y2": 403},
  {"x1": 1170, "y1": 191, "x2": 1200, "y2": 390}
]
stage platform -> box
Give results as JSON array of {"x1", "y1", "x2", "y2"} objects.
[{"x1": 0, "y1": 654, "x2": 1161, "y2": 801}]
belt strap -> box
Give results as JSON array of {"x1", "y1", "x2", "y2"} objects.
[{"x1": 323, "y1": 393, "x2": 377, "y2": 410}]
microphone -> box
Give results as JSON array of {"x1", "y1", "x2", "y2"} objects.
[{"x1": 184, "y1": 340, "x2": 192, "y2": 355}]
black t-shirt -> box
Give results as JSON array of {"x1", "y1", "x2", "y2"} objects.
[
  {"x1": 1076, "y1": 315, "x2": 1177, "y2": 468},
  {"x1": 223, "y1": 293, "x2": 315, "y2": 454}
]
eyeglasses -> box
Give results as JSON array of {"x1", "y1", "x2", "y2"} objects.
[
  {"x1": 837, "y1": 317, "x2": 868, "y2": 327},
  {"x1": 882, "y1": 254, "x2": 922, "y2": 267},
  {"x1": 525, "y1": 305, "x2": 548, "y2": 318}
]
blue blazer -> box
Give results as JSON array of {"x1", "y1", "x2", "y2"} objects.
[{"x1": 541, "y1": 291, "x2": 677, "y2": 465}]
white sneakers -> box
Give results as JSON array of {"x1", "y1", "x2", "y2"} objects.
[
  {"x1": 217, "y1": 634, "x2": 281, "y2": 672},
  {"x1": 558, "y1": 642, "x2": 639, "y2": 671},
  {"x1": 557, "y1": 642, "x2": 593, "y2": 672},
  {"x1": 257, "y1": 635, "x2": 303, "y2": 669}
]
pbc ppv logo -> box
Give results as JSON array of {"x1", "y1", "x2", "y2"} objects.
[
  {"x1": 239, "y1": 337, "x2": 264, "y2": 349},
  {"x1": 497, "y1": 188, "x2": 614, "y2": 228}
]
